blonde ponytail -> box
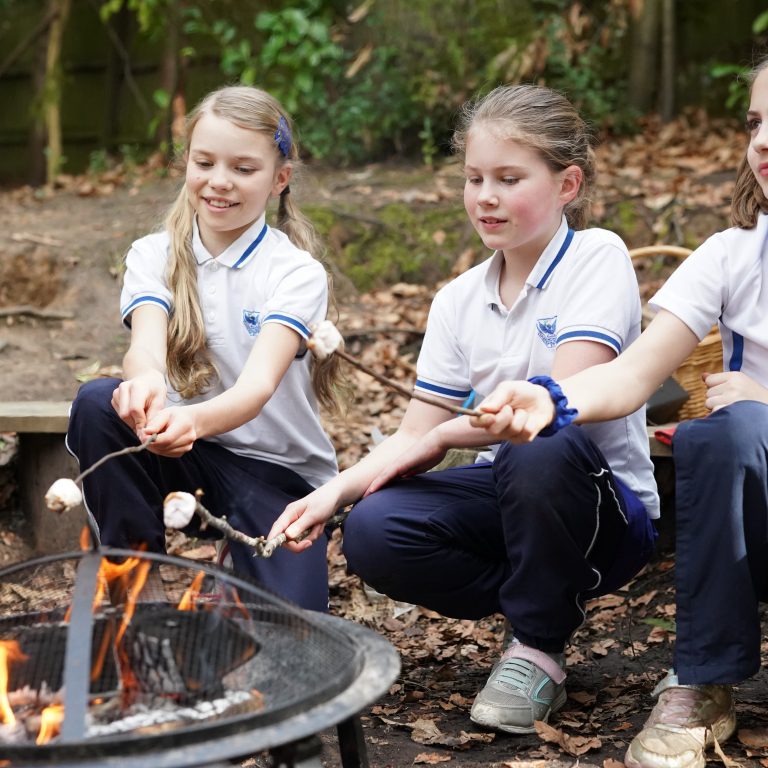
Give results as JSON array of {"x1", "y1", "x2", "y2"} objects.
[{"x1": 163, "y1": 187, "x2": 218, "y2": 398}]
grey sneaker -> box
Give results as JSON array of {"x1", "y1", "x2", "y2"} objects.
[
  {"x1": 624, "y1": 671, "x2": 736, "y2": 768},
  {"x1": 469, "y1": 641, "x2": 567, "y2": 734}
]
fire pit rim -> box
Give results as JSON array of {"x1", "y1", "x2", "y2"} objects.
[{"x1": 0, "y1": 548, "x2": 398, "y2": 765}]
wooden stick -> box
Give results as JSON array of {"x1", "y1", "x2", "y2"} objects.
[
  {"x1": 75, "y1": 434, "x2": 157, "y2": 485},
  {"x1": 192, "y1": 491, "x2": 349, "y2": 558},
  {"x1": 334, "y1": 347, "x2": 480, "y2": 417}
]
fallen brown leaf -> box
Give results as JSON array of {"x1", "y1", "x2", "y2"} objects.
[
  {"x1": 738, "y1": 727, "x2": 768, "y2": 749},
  {"x1": 413, "y1": 753, "x2": 452, "y2": 764},
  {"x1": 534, "y1": 720, "x2": 602, "y2": 756}
]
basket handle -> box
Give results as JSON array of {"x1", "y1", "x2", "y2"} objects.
[{"x1": 629, "y1": 245, "x2": 692, "y2": 262}]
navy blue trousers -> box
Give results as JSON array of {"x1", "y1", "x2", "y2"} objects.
[
  {"x1": 65, "y1": 378, "x2": 329, "y2": 612},
  {"x1": 342, "y1": 426, "x2": 656, "y2": 652},
  {"x1": 673, "y1": 401, "x2": 768, "y2": 684}
]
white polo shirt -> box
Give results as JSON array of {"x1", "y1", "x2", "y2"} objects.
[
  {"x1": 119, "y1": 214, "x2": 338, "y2": 487},
  {"x1": 651, "y1": 212, "x2": 768, "y2": 384},
  {"x1": 416, "y1": 217, "x2": 659, "y2": 517}
]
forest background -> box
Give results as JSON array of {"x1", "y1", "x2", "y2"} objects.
[
  {"x1": 1, "y1": 0, "x2": 767, "y2": 186},
  {"x1": 3, "y1": 2, "x2": 768, "y2": 766}
]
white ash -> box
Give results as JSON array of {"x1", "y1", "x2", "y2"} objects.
[
  {"x1": 163, "y1": 491, "x2": 197, "y2": 529},
  {"x1": 44, "y1": 478, "x2": 83, "y2": 513},
  {"x1": 86, "y1": 689, "x2": 256, "y2": 736},
  {"x1": 0, "y1": 720, "x2": 27, "y2": 745},
  {"x1": 307, "y1": 320, "x2": 343, "y2": 360}
]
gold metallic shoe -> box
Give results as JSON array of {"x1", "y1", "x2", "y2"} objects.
[{"x1": 624, "y1": 671, "x2": 736, "y2": 768}]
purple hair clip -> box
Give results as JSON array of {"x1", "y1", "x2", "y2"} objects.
[{"x1": 274, "y1": 116, "x2": 292, "y2": 158}]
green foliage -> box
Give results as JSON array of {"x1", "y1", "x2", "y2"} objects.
[
  {"x1": 99, "y1": 0, "x2": 169, "y2": 35},
  {"x1": 709, "y1": 63, "x2": 750, "y2": 112}
]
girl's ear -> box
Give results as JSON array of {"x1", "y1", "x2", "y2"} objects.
[
  {"x1": 559, "y1": 165, "x2": 583, "y2": 205},
  {"x1": 272, "y1": 163, "x2": 293, "y2": 196}
]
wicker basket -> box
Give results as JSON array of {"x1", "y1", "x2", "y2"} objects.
[{"x1": 629, "y1": 245, "x2": 723, "y2": 421}]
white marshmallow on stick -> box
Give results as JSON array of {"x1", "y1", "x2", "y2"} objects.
[
  {"x1": 163, "y1": 491, "x2": 197, "y2": 529},
  {"x1": 44, "y1": 478, "x2": 83, "y2": 514}
]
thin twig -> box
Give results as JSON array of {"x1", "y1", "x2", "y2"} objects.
[
  {"x1": 74, "y1": 434, "x2": 157, "y2": 485},
  {"x1": 193, "y1": 491, "x2": 349, "y2": 558},
  {"x1": 335, "y1": 347, "x2": 480, "y2": 417}
]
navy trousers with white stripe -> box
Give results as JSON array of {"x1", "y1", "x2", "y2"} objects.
[
  {"x1": 673, "y1": 401, "x2": 768, "y2": 685},
  {"x1": 342, "y1": 426, "x2": 656, "y2": 652},
  {"x1": 65, "y1": 378, "x2": 329, "y2": 612}
]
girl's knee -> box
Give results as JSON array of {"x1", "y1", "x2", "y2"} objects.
[
  {"x1": 494, "y1": 427, "x2": 593, "y2": 494},
  {"x1": 72, "y1": 378, "x2": 119, "y2": 417},
  {"x1": 678, "y1": 401, "x2": 768, "y2": 460},
  {"x1": 342, "y1": 497, "x2": 395, "y2": 582}
]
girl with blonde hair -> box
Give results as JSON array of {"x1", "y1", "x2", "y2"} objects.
[{"x1": 67, "y1": 85, "x2": 342, "y2": 611}]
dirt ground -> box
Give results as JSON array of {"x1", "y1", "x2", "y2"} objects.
[{"x1": 1, "y1": 150, "x2": 768, "y2": 767}]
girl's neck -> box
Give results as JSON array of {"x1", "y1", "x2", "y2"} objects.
[
  {"x1": 497, "y1": 218, "x2": 564, "y2": 309},
  {"x1": 198, "y1": 219, "x2": 258, "y2": 259}
]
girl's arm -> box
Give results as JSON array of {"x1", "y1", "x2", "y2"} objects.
[
  {"x1": 474, "y1": 310, "x2": 701, "y2": 441},
  {"x1": 267, "y1": 397, "x2": 454, "y2": 550},
  {"x1": 143, "y1": 322, "x2": 301, "y2": 455},
  {"x1": 364, "y1": 336, "x2": 618, "y2": 493},
  {"x1": 112, "y1": 304, "x2": 169, "y2": 433}
]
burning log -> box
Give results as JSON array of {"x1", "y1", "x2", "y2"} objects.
[{"x1": 123, "y1": 606, "x2": 259, "y2": 701}]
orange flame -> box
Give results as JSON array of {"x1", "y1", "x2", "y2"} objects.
[
  {"x1": 0, "y1": 640, "x2": 28, "y2": 725},
  {"x1": 36, "y1": 703, "x2": 64, "y2": 744},
  {"x1": 177, "y1": 571, "x2": 205, "y2": 611}
]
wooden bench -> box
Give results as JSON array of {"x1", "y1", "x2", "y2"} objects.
[{"x1": 0, "y1": 401, "x2": 83, "y2": 554}]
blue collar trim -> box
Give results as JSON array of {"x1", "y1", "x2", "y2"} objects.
[
  {"x1": 535, "y1": 228, "x2": 574, "y2": 289},
  {"x1": 233, "y1": 223, "x2": 269, "y2": 270}
]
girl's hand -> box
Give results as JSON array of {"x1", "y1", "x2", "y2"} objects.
[
  {"x1": 364, "y1": 431, "x2": 448, "y2": 496},
  {"x1": 704, "y1": 371, "x2": 768, "y2": 411},
  {"x1": 142, "y1": 406, "x2": 198, "y2": 457},
  {"x1": 267, "y1": 484, "x2": 343, "y2": 553},
  {"x1": 112, "y1": 371, "x2": 167, "y2": 434},
  {"x1": 470, "y1": 381, "x2": 556, "y2": 441}
]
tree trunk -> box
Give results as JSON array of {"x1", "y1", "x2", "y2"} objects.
[
  {"x1": 659, "y1": 0, "x2": 676, "y2": 122},
  {"x1": 155, "y1": 0, "x2": 181, "y2": 155},
  {"x1": 628, "y1": 0, "x2": 661, "y2": 114},
  {"x1": 44, "y1": 0, "x2": 72, "y2": 186},
  {"x1": 102, "y1": 4, "x2": 133, "y2": 153}
]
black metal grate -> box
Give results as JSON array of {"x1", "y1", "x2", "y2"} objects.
[{"x1": 0, "y1": 548, "x2": 362, "y2": 762}]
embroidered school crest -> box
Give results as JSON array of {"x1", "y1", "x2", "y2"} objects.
[
  {"x1": 242, "y1": 310, "x2": 262, "y2": 337},
  {"x1": 536, "y1": 316, "x2": 557, "y2": 348}
]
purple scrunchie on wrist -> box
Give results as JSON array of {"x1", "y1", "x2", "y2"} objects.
[{"x1": 527, "y1": 375, "x2": 578, "y2": 436}]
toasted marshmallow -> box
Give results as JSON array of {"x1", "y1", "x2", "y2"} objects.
[
  {"x1": 44, "y1": 478, "x2": 83, "y2": 513},
  {"x1": 163, "y1": 491, "x2": 197, "y2": 529}
]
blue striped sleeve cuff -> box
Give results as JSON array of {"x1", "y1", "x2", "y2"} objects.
[
  {"x1": 557, "y1": 329, "x2": 621, "y2": 354},
  {"x1": 120, "y1": 296, "x2": 171, "y2": 326},
  {"x1": 414, "y1": 379, "x2": 473, "y2": 400},
  {"x1": 263, "y1": 312, "x2": 312, "y2": 339}
]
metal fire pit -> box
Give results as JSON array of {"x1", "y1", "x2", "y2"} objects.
[{"x1": 0, "y1": 548, "x2": 400, "y2": 767}]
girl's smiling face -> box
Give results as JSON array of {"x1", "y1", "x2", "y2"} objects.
[
  {"x1": 463, "y1": 124, "x2": 581, "y2": 264},
  {"x1": 185, "y1": 112, "x2": 291, "y2": 256},
  {"x1": 747, "y1": 66, "x2": 768, "y2": 199}
]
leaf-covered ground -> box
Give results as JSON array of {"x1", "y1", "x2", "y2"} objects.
[{"x1": 2, "y1": 113, "x2": 768, "y2": 766}]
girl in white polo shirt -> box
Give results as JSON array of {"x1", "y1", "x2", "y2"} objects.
[
  {"x1": 66, "y1": 85, "x2": 342, "y2": 611},
  {"x1": 472, "y1": 57, "x2": 768, "y2": 768},
  {"x1": 269, "y1": 85, "x2": 658, "y2": 732}
]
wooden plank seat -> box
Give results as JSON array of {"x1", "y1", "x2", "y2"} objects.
[{"x1": 0, "y1": 401, "x2": 82, "y2": 553}]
